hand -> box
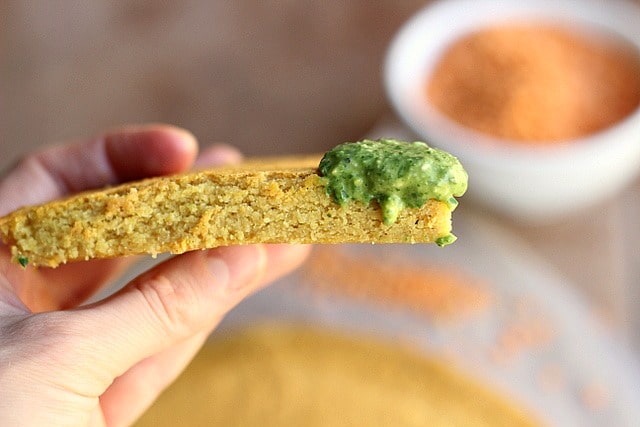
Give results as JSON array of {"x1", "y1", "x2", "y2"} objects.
[{"x1": 0, "y1": 125, "x2": 310, "y2": 426}]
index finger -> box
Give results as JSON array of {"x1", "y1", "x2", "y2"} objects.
[{"x1": 0, "y1": 124, "x2": 197, "y2": 216}]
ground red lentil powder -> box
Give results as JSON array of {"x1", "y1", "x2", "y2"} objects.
[
  {"x1": 426, "y1": 24, "x2": 640, "y2": 144},
  {"x1": 303, "y1": 246, "x2": 491, "y2": 321}
]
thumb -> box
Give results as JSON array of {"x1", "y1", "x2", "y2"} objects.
[
  {"x1": 68, "y1": 244, "x2": 274, "y2": 390},
  {"x1": 0, "y1": 244, "x2": 304, "y2": 426}
]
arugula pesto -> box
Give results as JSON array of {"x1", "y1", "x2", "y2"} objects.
[
  {"x1": 17, "y1": 255, "x2": 28, "y2": 268},
  {"x1": 318, "y1": 139, "x2": 467, "y2": 240}
]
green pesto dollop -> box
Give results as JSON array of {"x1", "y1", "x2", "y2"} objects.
[{"x1": 318, "y1": 139, "x2": 468, "y2": 227}]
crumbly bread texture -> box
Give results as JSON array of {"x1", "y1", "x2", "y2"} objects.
[{"x1": 0, "y1": 155, "x2": 453, "y2": 268}]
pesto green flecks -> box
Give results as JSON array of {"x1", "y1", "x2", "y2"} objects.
[
  {"x1": 17, "y1": 255, "x2": 28, "y2": 268},
  {"x1": 436, "y1": 234, "x2": 457, "y2": 247},
  {"x1": 318, "y1": 139, "x2": 468, "y2": 226}
]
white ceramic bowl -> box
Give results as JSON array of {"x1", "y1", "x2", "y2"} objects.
[{"x1": 384, "y1": 0, "x2": 640, "y2": 222}]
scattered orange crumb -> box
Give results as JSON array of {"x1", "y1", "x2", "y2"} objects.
[
  {"x1": 302, "y1": 246, "x2": 492, "y2": 321},
  {"x1": 580, "y1": 382, "x2": 611, "y2": 411},
  {"x1": 499, "y1": 319, "x2": 554, "y2": 356},
  {"x1": 490, "y1": 300, "x2": 557, "y2": 363}
]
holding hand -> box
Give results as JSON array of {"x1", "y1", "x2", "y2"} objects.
[{"x1": 0, "y1": 125, "x2": 309, "y2": 426}]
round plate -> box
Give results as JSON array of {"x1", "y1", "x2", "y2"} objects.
[{"x1": 219, "y1": 207, "x2": 640, "y2": 427}]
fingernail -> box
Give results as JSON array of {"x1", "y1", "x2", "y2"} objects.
[
  {"x1": 206, "y1": 245, "x2": 266, "y2": 293},
  {"x1": 194, "y1": 144, "x2": 243, "y2": 168}
]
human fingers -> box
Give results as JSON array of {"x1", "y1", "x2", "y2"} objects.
[
  {"x1": 96, "y1": 244, "x2": 310, "y2": 426},
  {"x1": 0, "y1": 244, "x2": 309, "y2": 425},
  {"x1": 53, "y1": 245, "x2": 306, "y2": 420},
  {"x1": 0, "y1": 124, "x2": 198, "y2": 311},
  {"x1": 100, "y1": 331, "x2": 209, "y2": 426},
  {"x1": 0, "y1": 140, "x2": 242, "y2": 312},
  {"x1": 23, "y1": 144, "x2": 245, "y2": 312},
  {"x1": 194, "y1": 143, "x2": 243, "y2": 168},
  {"x1": 0, "y1": 124, "x2": 198, "y2": 216}
]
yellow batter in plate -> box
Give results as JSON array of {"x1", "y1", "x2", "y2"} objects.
[{"x1": 135, "y1": 324, "x2": 540, "y2": 427}]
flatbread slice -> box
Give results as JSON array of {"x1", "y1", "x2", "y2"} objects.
[{"x1": 0, "y1": 152, "x2": 458, "y2": 268}]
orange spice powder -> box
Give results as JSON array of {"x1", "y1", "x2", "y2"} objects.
[
  {"x1": 426, "y1": 24, "x2": 640, "y2": 144},
  {"x1": 302, "y1": 246, "x2": 492, "y2": 321}
]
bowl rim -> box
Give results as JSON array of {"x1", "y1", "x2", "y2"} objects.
[{"x1": 384, "y1": 0, "x2": 640, "y2": 164}]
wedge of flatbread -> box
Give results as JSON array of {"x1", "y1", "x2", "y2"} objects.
[{"x1": 0, "y1": 150, "x2": 460, "y2": 268}]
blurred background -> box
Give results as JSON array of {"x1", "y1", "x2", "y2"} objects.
[
  {"x1": 3, "y1": 1, "x2": 640, "y2": 425},
  {"x1": 0, "y1": 1, "x2": 425, "y2": 162}
]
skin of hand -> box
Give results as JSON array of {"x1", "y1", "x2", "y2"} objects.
[{"x1": 0, "y1": 125, "x2": 311, "y2": 426}]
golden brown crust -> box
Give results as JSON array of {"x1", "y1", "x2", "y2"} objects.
[{"x1": 0, "y1": 155, "x2": 453, "y2": 267}]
